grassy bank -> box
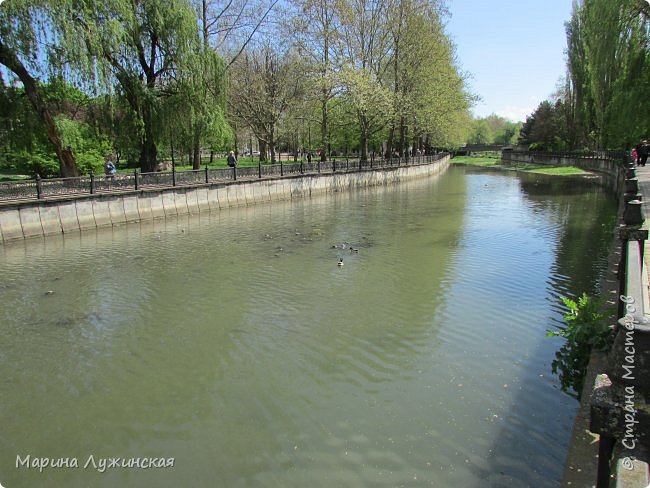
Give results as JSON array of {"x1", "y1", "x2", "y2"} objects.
[
  {"x1": 451, "y1": 155, "x2": 588, "y2": 176},
  {"x1": 451, "y1": 156, "x2": 500, "y2": 166}
]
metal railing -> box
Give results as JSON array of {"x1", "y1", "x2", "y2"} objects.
[{"x1": 0, "y1": 154, "x2": 447, "y2": 202}]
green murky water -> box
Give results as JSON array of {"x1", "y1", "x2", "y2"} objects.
[{"x1": 0, "y1": 166, "x2": 617, "y2": 487}]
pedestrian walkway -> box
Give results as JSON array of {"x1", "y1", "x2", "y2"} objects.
[{"x1": 633, "y1": 164, "x2": 650, "y2": 317}]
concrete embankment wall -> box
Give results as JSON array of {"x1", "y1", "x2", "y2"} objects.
[
  {"x1": 0, "y1": 156, "x2": 450, "y2": 243},
  {"x1": 501, "y1": 151, "x2": 626, "y2": 195}
]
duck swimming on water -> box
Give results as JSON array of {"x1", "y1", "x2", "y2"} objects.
[{"x1": 337, "y1": 258, "x2": 344, "y2": 267}]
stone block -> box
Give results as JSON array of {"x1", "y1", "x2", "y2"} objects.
[
  {"x1": 0, "y1": 209, "x2": 23, "y2": 241},
  {"x1": 18, "y1": 206, "x2": 44, "y2": 238},
  {"x1": 75, "y1": 201, "x2": 96, "y2": 230},
  {"x1": 92, "y1": 199, "x2": 112, "y2": 227},
  {"x1": 58, "y1": 202, "x2": 80, "y2": 233},
  {"x1": 39, "y1": 204, "x2": 62, "y2": 236},
  {"x1": 107, "y1": 197, "x2": 126, "y2": 225}
]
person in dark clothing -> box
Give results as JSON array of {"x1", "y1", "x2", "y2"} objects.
[
  {"x1": 227, "y1": 151, "x2": 237, "y2": 167},
  {"x1": 639, "y1": 140, "x2": 649, "y2": 167}
]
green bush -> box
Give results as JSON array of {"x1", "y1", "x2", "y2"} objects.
[{"x1": 547, "y1": 293, "x2": 612, "y2": 398}]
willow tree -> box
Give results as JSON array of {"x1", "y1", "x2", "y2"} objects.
[
  {"x1": 173, "y1": 48, "x2": 229, "y2": 169},
  {"x1": 0, "y1": 0, "x2": 79, "y2": 176},
  {"x1": 64, "y1": 0, "x2": 205, "y2": 172}
]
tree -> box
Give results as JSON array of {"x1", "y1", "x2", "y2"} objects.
[
  {"x1": 65, "y1": 0, "x2": 204, "y2": 172},
  {"x1": 564, "y1": 0, "x2": 650, "y2": 149},
  {"x1": 339, "y1": 67, "x2": 394, "y2": 159},
  {"x1": 228, "y1": 47, "x2": 304, "y2": 163},
  {"x1": 0, "y1": 0, "x2": 80, "y2": 176},
  {"x1": 384, "y1": 0, "x2": 473, "y2": 154},
  {"x1": 338, "y1": 0, "x2": 393, "y2": 159},
  {"x1": 518, "y1": 100, "x2": 567, "y2": 150},
  {"x1": 290, "y1": 0, "x2": 343, "y2": 162}
]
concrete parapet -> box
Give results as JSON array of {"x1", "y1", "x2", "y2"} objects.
[
  {"x1": 206, "y1": 187, "x2": 219, "y2": 210},
  {"x1": 122, "y1": 196, "x2": 140, "y2": 222},
  {"x1": 136, "y1": 195, "x2": 153, "y2": 221},
  {"x1": 0, "y1": 208, "x2": 22, "y2": 241},
  {"x1": 177, "y1": 190, "x2": 190, "y2": 214},
  {"x1": 148, "y1": 193, "x2": 165, "y2": 219},
  {"x1": 58, "y1": 202, "x2": 80, "y2": 233},
  {"x1": 75, "y1": 200, "x2": 96, "y2": 230},
  {"x1": 226, "y1": 184, "x2": 240, "y2": 207},
  {"x1": 39, "y1": 204, "x2": 63, "y2": 236},
  {"x1": 195, "y1": 187, "x2": 210, "y2": 212},
  {"x1": 0, "y1": 157, "x2": 451, "y2": 242},
  {"x1": 18, "y1": 206, "x2": 43, "y2": 238},
  {"x1": 216, "y1": 186, "x2": 229, "y2": 209},
  {"x1": 162, "y1": 192, "x2": 177, "y2": 216},
  {"x1": 107, "y1": 197, "x2": 127, "y2": 225},
  {"x1": 184, "y1": 188, "x2": 199, "y2": 213},
  {"x1": 91, "y1": 199, "x2": 112, "y2": 228}
]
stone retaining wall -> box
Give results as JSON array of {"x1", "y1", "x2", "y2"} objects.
[{"x1": 0, "y1": 156, "x2": 450, "y2": 243}]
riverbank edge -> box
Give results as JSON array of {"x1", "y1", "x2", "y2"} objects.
[
  {"x1": 559, "y1": 160, "x2": 626, "y2": 487},
  {"x1": 0, "y1": 156, "x2": 450, "y2": 243}
]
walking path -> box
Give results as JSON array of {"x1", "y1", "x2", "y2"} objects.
[{"x1": 636, "y1": 165, "x2": 650, "y2": 280}]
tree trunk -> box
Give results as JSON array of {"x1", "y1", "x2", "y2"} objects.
[
  {"x1": 259, "y1": 139, "x2": 268, "y2": 163},
  {"x1": 0, "y1": 40, "x2": 79, "y2": 177},
  {"x1": 193, "y1": 142, "x2": 201, "y2": 170},
  {"x1": 321, "y1": 97, "x2": 328, "y2": 162},
  {"x1": 360, "y1": 123, "x2": 369, "y2": 162},
  {"x1": 139, "y1": 105, "x2": 158, "y2": 172}
]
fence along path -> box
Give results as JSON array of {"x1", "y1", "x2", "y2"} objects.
[{"x1": 0, "y1": 155, "x2": 444, "y2": 202}]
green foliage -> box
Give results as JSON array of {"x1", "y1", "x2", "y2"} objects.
[
  {"x1": 547, "y1": 293, "x2": 612, "y2": 397},
  {"x1": 55, "y1": 116, "x2": 112, "y2": 174},
  {"x1": 563, "y1": 0, "x2": 650, "y2": 150}
]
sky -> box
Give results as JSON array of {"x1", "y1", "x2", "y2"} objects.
[{"x1": 445, "y1": 0, "x2": 574, "y2": 122}]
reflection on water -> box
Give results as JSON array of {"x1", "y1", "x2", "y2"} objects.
[{"x1": 0, "y1": 167, "x2": 616, "y2": 487}]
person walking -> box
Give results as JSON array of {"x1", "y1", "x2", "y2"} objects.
[
  {"x1": 104, "y1": 159, "x2": 116, "y2": 179},
  {"x1": 227, "y1": 150, "x2": 237, "y2": 167},
  {"x1": 637, "y1": 139, "x2": 650, "y2": 166}
]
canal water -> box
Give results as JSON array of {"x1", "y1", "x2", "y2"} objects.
[{"x1": 0, "y1": 166, "x2": 617, "y2": 487}]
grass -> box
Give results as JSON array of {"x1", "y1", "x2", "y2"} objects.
[
  {"x1": 451, "y1": 156, "x2": 588, "y2": 176},
  {"x1": 0, "y1": 168, "x2": 32, "y2": 182},
  {"x1": 451, "y1": 155, "x2": 500, "y2": 166},
  {"x1": 525, "y1": 165, "x2": 586, "y2": 176}
]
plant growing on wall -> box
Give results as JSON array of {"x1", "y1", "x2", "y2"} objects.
[{"x1": 547, "y1": 292, "x2": 612, "y2": 398}]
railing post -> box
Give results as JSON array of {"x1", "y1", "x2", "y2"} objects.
[
  {"x1": 90, "y1": 171, "x2": 95, "y2": 194},
  {"x1": 134, "y1": 169, "x2": 139, "y2": 190},
  {"x1": 172, "y1": 165, "x2": 176, "y2": 186},
  {"x1": 300, "y1": 160, "x2": 304, "y2": 174},
  {"x1": 333, "y1": 160, "x2": 336, "y2": 173},
  {"x1": 232, "y1": 165, "x2": 237, "y2": 181},
  {"x1": 36, "y1": 173, "x2": 42, "y2": 199},
  {"x1": 205, "y1": 165, "x2": 209, "y2": 183},
  {"x1": 317, "y1": 160, "x2": 321, "y2": 173},
  {"x1": 280, "y1": 161, "x2": 284, "y2": 177},
  {"x1": 258, "y1": 161, "x2": 262, "y2": 179}
]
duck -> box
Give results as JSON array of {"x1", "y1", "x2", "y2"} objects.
[
  {"x1": 349, "y1": 247, "x2": 359, "y2": 253},
  {"x1": 337, "y1": 258, "x2": 344, "y2": 267}
]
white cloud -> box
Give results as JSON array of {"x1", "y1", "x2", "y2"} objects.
[{"x1": 495, "y1": 106, "x2": 535, "y2": 123}]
